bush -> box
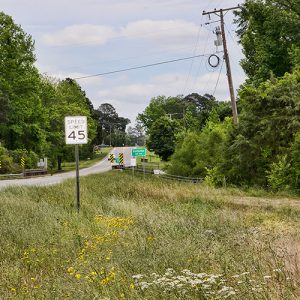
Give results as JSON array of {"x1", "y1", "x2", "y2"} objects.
[
  {"x1": 266, "y1": 155, "x2": 292, "y2": 190},
  {"x1": 0, "y1": 145, "x2": 14, "y2": 174}
]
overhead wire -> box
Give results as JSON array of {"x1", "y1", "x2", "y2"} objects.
[
  {"x1": 181, "y1": 18, "x2": 205, "y2": 95},
  {"x1": 72, "y1": 53, "x2": 211, "y2": 80},
  {"x1": 212, "y1": 57, "x2": 224, "y2": 96}
]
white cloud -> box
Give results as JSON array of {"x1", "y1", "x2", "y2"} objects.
[
  {"x1": 42, "y1": 19, "x2": 205, "y2": 52},
  {"x1": 122, "y1": 19, "x2": 199, "y2": 40},
  {"x1": 121, "y1": 19, "x2": 205, "y2": 51},
  {"x1": 43, "y1": 24, "x2": 117, "y2": 46}
]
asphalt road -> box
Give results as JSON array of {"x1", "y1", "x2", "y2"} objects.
[
  {"x1": 0, "y1": 152, "x2": 112, "y2": 190},
  {"x1": 0, "y1": 147, "x2": 137, "y2": 191}
]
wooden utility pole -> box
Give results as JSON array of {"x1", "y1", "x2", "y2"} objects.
[{"x1": 203, "y1": 6, "x2": 240, "y2": 125}]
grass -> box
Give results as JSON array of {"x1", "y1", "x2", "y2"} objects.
[{"x1": 0, "y1": 172, "x2": 299, "y2": 299}]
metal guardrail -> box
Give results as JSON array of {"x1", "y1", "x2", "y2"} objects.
[
  {"x1": 0, "y1": 173, "x2": 22, "y2": 178},
  {"x1": 24, "y1": 169, "x2": 48, "y2": 177},
  {"x1": 0, "y1": 169, "x2": 48, "y2": 178},
  {"x1": 125, "y1": 166, "x2": 202, "y2": 183},
  {"x1": 158, "y1": 173, "x2": 202, "y2": 183}
]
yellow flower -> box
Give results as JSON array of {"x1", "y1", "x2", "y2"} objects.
[
  {"x1": 75, "y1": 273, "x2": 81, "y2": 279},
  {"x1": 130, "y1": 283, "x2": 135, "y2": 289}
]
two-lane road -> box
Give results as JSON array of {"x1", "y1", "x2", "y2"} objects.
[
  {"x1": 0, "y1": 147, "x2": 138, "y2": 191},
  {"x1": 0, "y1": 152, "x2": 112, "y2": 191}
]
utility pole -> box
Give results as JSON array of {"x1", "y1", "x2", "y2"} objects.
[{"x1": 203, "y1": 6, "x2": 240, "y2": 125}]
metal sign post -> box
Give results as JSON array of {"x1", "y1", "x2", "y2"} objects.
[
  {"x1": 65, "y1": 116, "x2": 88, "y2": 213},
  {"x1": 131, "y1": 158, "x2": 136, "y2": 178},
  {"x1": 131, "y1": 148, "x2": 147, "y2": 179},
  {"x1": 75, "y1": 144, "x2": 80, "y2": 212}
]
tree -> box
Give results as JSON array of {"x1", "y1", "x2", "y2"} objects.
[
  {"x1": 126, "y1": 123, "x2": 145, "y2": 146},
  {"x1": 40, "y1": 77, "x2": 97, "y2": 170},
  {"x1": 222, "y1": 70, "x2": 300, "y2": 185},
  {"x1": 235, "y1": 0, "x2": 300, "y2": 83},
  {"x1": 168, "y1": 112, "x2": 232, "y2": 179},
  {"x1": 137, "y1": 95, "x2": 182, "y2": 132},
  {"x1": 138, "y1": 93, "x2": 219, "y2": 134},
  {"x1": 0, "y1": 12, "x2": 47, "y2": 153},
  {"x1": 94, "y1": 103, "x2": 130, "y2": 146},
  {"x1": 183, "y1": 93, "x2": 218, "y2": 126},
  {"x1": 146, "y1": 117, "x2": 181, "y2": 161}
]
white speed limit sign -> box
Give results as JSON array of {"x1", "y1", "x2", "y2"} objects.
[{"x1": 65, "y1": 116, "x2": 88, "y2": 144}]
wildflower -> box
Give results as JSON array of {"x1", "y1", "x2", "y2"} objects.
[
  {"x1": 129, "y1": 283, "x2": 135, "y2": 289},
  {"x1": 75, "y1": 273, "x2": 81, "y2": 279},
  {"x1": 147, "y1": 235, "x2": 155, "y2": 241},
  {"x1": 273, "y1": 268, "x2": 282, "y2": 272},
  {"x1": 263, "y1": 275, "x2": 272, "y2": 280}
]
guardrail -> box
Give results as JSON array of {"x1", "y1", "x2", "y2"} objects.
[
  {"x1": 0, "y1": 169, "x2": 48, "y2": 179},
  {"x1": 124, "y1": 166, "x2": 202, "y2": 183},
  {"x1": 24, "y1": 169, "x2": 48, "y2": 177},
  {"x1": 158, "y1": 173, "x2": 202, "y2": 183},
  {"x1": 0, "y1": 173, "x2": 22, "y2": 178}
]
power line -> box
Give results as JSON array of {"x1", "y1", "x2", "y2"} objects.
[
  {"x1": 182, "y1": 21, "x2": 204, "y2": 95},
  {"x1": 212, "y1": 58, "x2": 224, "y2": 96},
  {"x1": 73, "y1": 53, "x2": 211, "y2": 80}
]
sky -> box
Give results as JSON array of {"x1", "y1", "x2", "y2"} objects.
[{"x1": 2, "y1": 0, "x2": 246, "y2": 124}]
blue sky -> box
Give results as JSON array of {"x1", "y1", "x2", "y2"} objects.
[{"x1": 2, "y1": 0, "x2": 245, "y2": 123}]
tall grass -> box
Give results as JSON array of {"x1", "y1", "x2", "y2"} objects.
[{"x1": 0, "y1": 172, "x2": 299, "y2": 299}]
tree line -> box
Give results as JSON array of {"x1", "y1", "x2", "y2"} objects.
[
  {"x1": 0, "y1": 12, "x2": 144, "y2": 173},
  {"x1": 138, "y1": 0, "x2": 300, "y2": 191}
]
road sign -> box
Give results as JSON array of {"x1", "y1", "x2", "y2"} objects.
[
  {"x1": 108, "y1": 154, "x2": 115, "y2": 163},
  {"x1": 131, "y1": 158, "x2": 136, "y2": 167},
  {"x1": 132, "y1": 148, "x2": 147, "y2": 157},
  {"x1": 115, "y1": 158, "x2": 120, "y2": 164},
  {"x1": 65, "y1": 116, "x2": 88, "y2": 145},
  {"x1": 21, "y1": 157, "x2": 25, "y2": 167},
  {"x1": 65, "y1": 116, "x2": 88, "y2": 213},
  {"x1": 119, "y1": 153, "x2": 124, "y2": 164}
]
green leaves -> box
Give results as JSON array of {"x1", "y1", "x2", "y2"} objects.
[{"x1": 236, "y1": 0, "x2": 300, "y2": 83}]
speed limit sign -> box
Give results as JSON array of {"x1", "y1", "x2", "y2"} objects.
[{"x1": 65, "y1": 116, "x2": 88, "y2": 144}]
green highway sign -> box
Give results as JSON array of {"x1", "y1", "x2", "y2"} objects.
[
  {"x1": 115, "y1": 158, "x2": 120, "y2": 164},
  {"x1": 132, "y1": 148, "x2": 147, "y2": 157}
]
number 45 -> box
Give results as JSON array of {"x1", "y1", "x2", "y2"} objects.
[{"x1": 68, "y1": 130, "x2": 86, "y2": 140}]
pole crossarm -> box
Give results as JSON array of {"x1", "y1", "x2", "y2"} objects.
[{"x1": 202, "y1": 5, "x2": 241, "y2": 15}]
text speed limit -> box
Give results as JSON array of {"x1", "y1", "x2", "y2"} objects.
[{"x1": 65, "y1": 116, "x2": 88, "y2": 144}]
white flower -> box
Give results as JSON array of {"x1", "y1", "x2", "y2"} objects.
[{"x1": 132, "y1": 274, "x2": 144, "y2": 280}]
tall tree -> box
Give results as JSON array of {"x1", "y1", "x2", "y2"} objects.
[
  {"x1": 146, "y1": 117, "x2": 181, "y2": 161},
  {"x1": 94, "y1": 103, "x2": 130, "y2": 146},
  {"x1": 222, "y1": 70, "x2": 300, "y2": 185},
  {"x1": 235, "y1": 0, "x2": 300, "y2": 83},
  {"x1": 41, "y1": 77, "x2": 97, "y2": 169},
  {"x1": 0, "y1": 12, "x2": 46, "y2": 153}
]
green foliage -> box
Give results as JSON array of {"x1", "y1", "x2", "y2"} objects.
[
  {"x1": 223, "y1": 70, "x2": 300, "y2": 186},
  {"x1": 94, "y1": 103, "x2": 130, "y2": 146},
  {"x1": 146, "y1": 117, "x2": 181, "y2": 161},
  {"x1": 168, "y1": 113, "x2": 232, "y2": 178},
  {"x1": 266, "y1": 155, "x2": 292, "y2": 190},
  {"x1": 0, "y1": 145, "x2": 14, "y2": 174},
  {"x1": 137, "y1": 93, "x2": 220, "y2": 134},
  {"x1": 235, "y1": 0, "x2": 300, "y2": 83},
  {"x1": 0, "y1": 12, "x2": 47, "y2": 153}
]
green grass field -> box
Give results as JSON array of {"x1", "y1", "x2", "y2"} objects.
[{"x1": 0, "y1": 171, "x2": 299, "y2": 299}]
